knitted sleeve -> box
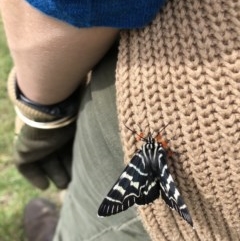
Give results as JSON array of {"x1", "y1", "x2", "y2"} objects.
[
  {"x1": 116, "y1": 0, "x2": 240, "y2": 240},
  {"x1": 25, "y1": 0, "x2": 166, "y2": 28}
]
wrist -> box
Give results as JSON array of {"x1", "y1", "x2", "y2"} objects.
[
  {"x1": 8, "y1": 68, "x2": 80, "y2": 129},
  {"x1": 15, "y1": 78, "x2": 80, "y2": 119}
]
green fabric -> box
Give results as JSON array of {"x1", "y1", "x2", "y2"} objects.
[
  {"x1": 14, "y1": 117, "x2": 75, "y2": 190},
  {"x1": 53, "y1": 45, "x2": 150, "y2": 241}
]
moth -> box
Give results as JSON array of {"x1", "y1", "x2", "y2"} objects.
[{"x1": 98, "y1": 126, "x2": 193, "y2": 227}]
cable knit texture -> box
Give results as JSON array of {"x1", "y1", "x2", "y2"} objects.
[{"x1": 115, "y1": 0, "x2": 240, "y2": 240}]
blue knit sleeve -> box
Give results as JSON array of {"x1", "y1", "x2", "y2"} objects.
[{"x1": 25, "y1": 0, "x2": 166, "y2": 28}]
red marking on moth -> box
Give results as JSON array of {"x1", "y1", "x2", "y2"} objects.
[
  {"x1": 136, "y1": 132, "x2": 144, "y2": 141},
  {"x1": 155, "y1": 133, "x2": 173, "y2": 158}
]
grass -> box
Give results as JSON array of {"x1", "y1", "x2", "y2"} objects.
[
  {"x1": 0, "y1": 18, "x2": 59, "y2": 241},
  {"x1": 0, "y1": 18, "x2": 13, "y2": 156}
]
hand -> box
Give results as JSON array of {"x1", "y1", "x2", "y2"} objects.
[
  {"x1": 8, "y1": 68, "x2": 78, "y2": 190},
  {"x1": 14, "y1": 117, "x2": 75, "y2": 190}
]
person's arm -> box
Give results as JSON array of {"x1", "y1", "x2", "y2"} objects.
[
  {"x1": 0, "y1": 0, "x2": 119, "y2": 105},
  {"x1": 0, "y1": 0, "x2": 119, "y2": 189}
]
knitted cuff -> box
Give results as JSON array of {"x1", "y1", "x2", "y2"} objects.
[{"x1": 8, "y1": 68, "x2": 78, "y2": 129}]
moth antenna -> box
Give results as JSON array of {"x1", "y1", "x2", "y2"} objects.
[
  {"x1": 154, "y1": 122, "x2": 171, "y2": 139},
  {"x1": 159, "y1": 122, "x2": 171, "y2": 133},
  {"x1": 123, "y1": 124, "x2": 147, "y2": 142}
]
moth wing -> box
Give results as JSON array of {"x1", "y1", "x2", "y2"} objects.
[
  {"x1": 98, "y1": 151, "x2": 160, "y2": 217},
  {"x1": 157, "y1": 153, "x2": 193, "y2": 227}
]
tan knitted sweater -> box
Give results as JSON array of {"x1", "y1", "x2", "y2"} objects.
[{"x1": 115, "y1": 0, "x2": 240, "y2": 240}]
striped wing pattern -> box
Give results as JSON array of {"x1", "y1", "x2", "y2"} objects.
[
  {"x1": 157, "y1": 152, "x2": 193, "y2": 226},
  {"x1": 98, "y1": 136, "x2": 193, "y2": 227},
  {"x1": 98, "y1": 152, "x2": 160, "y2": 216}
]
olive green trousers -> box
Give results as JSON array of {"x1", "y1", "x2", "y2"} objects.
[{"x1": 53, "y1": 45, "x2": 150, "y2": 241}]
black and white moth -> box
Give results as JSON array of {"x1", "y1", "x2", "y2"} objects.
[{"x1": 98, "y1": 132, "x2": 193, "y2": 227}]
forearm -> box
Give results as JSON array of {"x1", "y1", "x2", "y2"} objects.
[{"x1": 0, "y1": 0, "x2": 119, "y2": 104}]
